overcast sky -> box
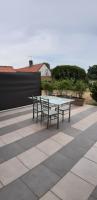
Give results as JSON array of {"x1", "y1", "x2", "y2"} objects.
[{"x1": 0, "y1": 0, "x2": 97, "y2": 70}]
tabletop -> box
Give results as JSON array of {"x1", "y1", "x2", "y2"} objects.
[{"x1": 37, "y1": 95, "x2": 74, "y2": 106}]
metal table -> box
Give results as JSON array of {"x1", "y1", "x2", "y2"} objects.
[{"x1": 30, "y1": 95, "x2": 74, "y2": 128}]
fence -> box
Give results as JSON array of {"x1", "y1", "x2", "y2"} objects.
[{"x1": 0, "y1": 72, "x2": 41, "y2": 110}]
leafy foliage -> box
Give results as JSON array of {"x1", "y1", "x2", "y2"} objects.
[
  {"x1": 41, "y1": 80, "x2": 53, "y2": 94},
  {"x1": 53, "y1": 79, "x2": 73, "y2": 95},
  {"x1": 87, "y1": 65, "x2": 97, "y2": 80},
  {"x1": 52, "y1": 65, "x2": 86, "y2": 80},
  {"x1": 41, "y1": 79, "x2": 87, "y2": 98},
  {"x1": 89, "y1": 81, "x2": 97, "y2": 102},
  {"x1": 73, "y1": 80, "x2": 87, "y2": 98},
  {"x1": 57, "y1": 79, "x2": 73, "y2": 90},
  {"x1": 41, "y1": 79, "x2": 74, "y2": 96}
]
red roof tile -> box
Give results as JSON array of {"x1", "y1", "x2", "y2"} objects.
[
  {"x1": 0, "y1": 66, "x2": 16, "y2": 72},
  {"x1": 15, "y1": 64, "x2": 43, "y2": 73}
]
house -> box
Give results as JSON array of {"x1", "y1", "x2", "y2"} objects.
[
  {"x1": 0, "y1": 66, "x2": 16, "y2": 72},
  {"x1": 15, "y1": 61, "x2": 51, "y2": 79},
  {"x1": 0, "y1": 61, "x2": 52, "y2": 80}
]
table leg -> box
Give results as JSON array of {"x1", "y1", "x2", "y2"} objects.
[
  {"x1": 62, "y1": 110, "x2": 64, "y2": 122},
  {"x1": 57, "y1": 105, "x2": 59, "y2": 129},
  {"x1": 33, "y1": 103, "x2": 34, "y2": 119},
  {"x1": 68, "y1": 103, "x2": 71, "y2": 122}
]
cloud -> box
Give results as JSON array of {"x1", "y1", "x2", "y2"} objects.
[{"x1": 0, "y1": 0, "x2": 97, "y2": 69}]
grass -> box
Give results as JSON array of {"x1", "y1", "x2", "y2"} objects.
[{"x1": 83, "y1": 91, "x2": 97, "y2": 105}]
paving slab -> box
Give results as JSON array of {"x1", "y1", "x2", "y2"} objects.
[
  {"x1": 37, "y1": 138, "x2": 61, "y2": 156},
  {"x1": 71, "y1": 157, "x2": 97, "y2": 186},
  {"x1": 0, "y1": 182, "x2": 3, "y2": 189},
  {"x1": 0, "y1": 128, "x2": 58, "y2": 164},
  {"x1": 0, "y1": 118, "x2": 33, "y2": 136},
  {"x1": 0, "y1": 124, "x2": 39, "y2": 145},
  {"x1": 0, "y1": 142, "x2": 24, "y2": 163},
  {"x1": 94, "y1": 142, "x2": 97, "y2": 148},
  {"x1": 84, "y1": 123, "x2": 97, "y2": 142},
  {"x1": 43, "y1": 152, "x2": 75, "y2": 177},
  {"x1": 0, "y1": 113, "x2": 32, "y2": 129},
  {"x1": 40, "y1": 191, "x2": 60, "y2": 200},
  {"x1": 0, "y1": 109, "x2": 32, "y2": 122},
  {"x1": 85, "y1": 145, "x2": 97, "y2": 164},
  {"x1": 52, "y1": 172, "x2": 94, "y2": 200},
  {"x1": 69, "y1": 105, "x2": 97, "y2": 125},
  {"x1": 0, "y1": 105, "x2": 32, "y2": 117},
  {"x1": 17, "y1": 147, "x2": 48, "y2": 169},
  {"x1": 1, "y1": 131, "x2": 22, "y2": 144},
  {"x1": 70, "y1": 133, "x2": 94, "y2": 151},
  {"x1": 91, "y1": 186, "x2": 97, "y2": 199},
  {"x1": 17, "y1": 129, "x2": 56, "y2": 150},
  {"x1": 21, "y1": 164, "x2": 60, "y2": 198},
  {"x1": 0, "y1": 138, "x2": 5, "y2": 147},
  {"x1": 59, "y1": 142, "x2": 86, "y2": 162},
  {"x1": 88, "y1": 197, "x2": 97, "y2": 200},
  {"x1": 51, "y1": 132, "x2": 73, "y2": 146},
  {"x1": 63, "y1": 127, "x2": 82, "y2": 137},
  {"x1": 19, "y1": 124, "x2": 45, "y2": 137},
  {"x1": 0, "y1": 157, "x2": 28, "y2": 185},
  {"x1": 72, "y1": 111, "x2": 97, "y2": 131},
  {"x1": 0, "y1": 179, "x2": 37, "y2": 200}
]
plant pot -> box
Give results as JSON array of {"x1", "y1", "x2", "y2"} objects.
[{"x1": 74, "y1": 97, "x2": 85, "y2": 106}]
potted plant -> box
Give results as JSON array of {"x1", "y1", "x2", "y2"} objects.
[
  {"x1": 56, "y1": 79, "x2": 73, "y2": 97},
  {"x1": 73, "y1": 80, "x2": 87, "y2": 106},
  {"x1": 41, "y1": 80, "x2": 53, "y2": 95},
  {"x1": 89, "y1": 81, "x2": 97, "y2": 102},
  {"x1": 47, "y1": 82, "x2": 53, "y2": 95}
]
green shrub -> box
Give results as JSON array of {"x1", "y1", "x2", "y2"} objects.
[
  {"x1": 87, "y1": 65, "x2": 97, "y2": 80},
  {"x1": 53, "y1": 79, "x2": 74, "y2": 96},
  {"x1": 89, "y1": 81, "x2": 97, "y2": 102},
  {"x1": 52, "y1": 65, "x2": 86, "y2": 80},
  {"x1": 73, "y1": 80, "x2": 87, "y2": 98},
  {"x1": 53, "y1": 81, "x2": 59, "y2": 90},
  {"x1": 41, "y1": 80, "x2": 53, "y2": 95}
]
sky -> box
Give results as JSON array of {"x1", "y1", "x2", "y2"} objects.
[{"x1": 0, "y1": 0, "x2": 97, "y2": 70}]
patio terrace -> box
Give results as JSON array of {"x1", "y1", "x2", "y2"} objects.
[{"x1": 0, "y1": 104, "x2": 97, "y2": 200}]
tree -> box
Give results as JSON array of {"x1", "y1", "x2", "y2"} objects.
[
  {"x1": 89, "y1": 81, "x2": 97, "y2": 102},
  {"x1": 43, "y1": 62, "x2": 50, "y2": 70},
  {"x1": 52, "y1": 65, "x2": 86, "y2": 80},
  {"x1": 87, "y1": 65, "x2": 97, "y2": 80}
]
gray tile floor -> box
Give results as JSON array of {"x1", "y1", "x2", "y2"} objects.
[{"x1": 0, "y1": 104, "x2": 97, "y2": 200}]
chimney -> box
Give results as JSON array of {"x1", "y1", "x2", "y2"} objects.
[{"x1": 29, "y1": 60, "x2": 33, "y2": 67}]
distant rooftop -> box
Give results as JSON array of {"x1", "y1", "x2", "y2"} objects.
[
  {"x1": 15, "y1": 63, "x2": 43, "y2": 72},
  {"x1": 0, "y1": 66, "x2": 16, "y2": 72}
]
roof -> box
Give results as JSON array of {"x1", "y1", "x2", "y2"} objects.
[
  {"x1": 0, "y1": 63, "x2": 50, "y2": 73},
  {"x1": 15, "y1": 64, "x2": 43, "y2": 72},
  {"x1": 0, "y1": 66, "x2": 16, "y2": 72}
]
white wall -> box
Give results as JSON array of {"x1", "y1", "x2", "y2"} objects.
[{"x1": 39, "y1": 64, "x2": 51, "y2": 76}]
